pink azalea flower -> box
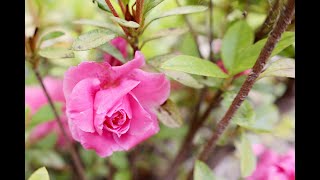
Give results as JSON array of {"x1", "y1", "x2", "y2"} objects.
[
  {"x1": 25, "y1": 77, "x2": 72, "y2": 147},
  {"x1": 247, "y1": 144, "x2": 295, "y2": 180},
  {"x1": 63, "y1": 51, "x2": 170, "y2": 157},
  {"x1": 103, "y1": 37, "x2": 128, "y2": 66},
  {"x1": 216, "y1": 60, "x2": 251, "y2": 78}
]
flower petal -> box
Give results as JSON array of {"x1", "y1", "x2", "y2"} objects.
[
  {"x1": 130, "y1": 69, "x2": 170, "y2": 108},
  {"x1": 78, "y1": 131, "x2": 123, "y2": 157},
  {"x1": 63, "y1": 62, "x2": 109, "y2": 100},
  {"x1": 113, "y1": 93, "x2": 159, "y2": 150},
  {"x1": 112, "y1": 51, "x2": 145, "y2": 80},
  {"x1": 66, "y1": 78, "x2": 101, "y2": 133},
  {"x1": 93, "y1": 80, "x2": 139, "y2": 134}
]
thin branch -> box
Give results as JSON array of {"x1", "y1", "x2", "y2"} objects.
[
  {"x1": 34, "y1": 69, "x2": 86, "y2": 180},
  {"x1": 254, "y1": 0, "x2": 281, "y2": 42},
  {"x1": 135, "y1": 0, "x2": 144, "y2": 23},
  {"x1": 105, "y1": 0, "x2": 130, "y2": 36},
  {"x1": 118, "y1": 0, "x2": 126, "y2": 17},
  {"x1": 208, "y1": 0, "x2": 214, "y2": 62},
  {"x1": 105, "y1": 0, "x2": 119, "y2": 17},
  {"x1": 186, "y1": 0, "x2": 295, "y2": 178}
]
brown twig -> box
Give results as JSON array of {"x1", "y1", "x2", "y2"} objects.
[
  {"x1": 186, "y1": 0, "x2": 295, "y2": 179},
  {"x1": 105, "y1": 0, "x2": 130, "y2": 36},
  {"x1": 208, "y1": 0, "x2": 214, "y2": 62},
  {"x1": 34, "y1": 69, "x2": 86, "y2": 180},
  {"x1": 135, "y1": 0, "x2": 144, "y2": 23},
  {"x1": 254, "y1": 0, "x2": 281, "y2": 42},
  {"x1": 118, "y1": 0, "x2": 126, "y2": 16}
]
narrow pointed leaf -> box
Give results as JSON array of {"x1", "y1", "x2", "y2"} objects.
[
  {"x1": 72, "y1": 29, "x2": 116, "y2": 51},
  {"x1": 160, "y1": 55, "x2": 228, "y2": 78},
  {"x1": 28, "y1": 167, "x2": 50, "y2": 180},
  {"x1": 38, "y1": 47, "x2": 74, "y2": 59},
  {"x1": 259, "y1": 58, "x2": 295, "y2": 79},
  {"x1": 110, "y1": 17, "x2": 140, "y2": 28}
]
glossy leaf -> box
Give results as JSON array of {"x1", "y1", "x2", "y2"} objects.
[
  {"x1": 73, "y1": 19, "x2": 124, "y2": 36},
  {"x1": 160, "y1": 55, "x2": 228, "y2": 78},
  {"x1": 194, "y1": 160, "x2": 216, "y2": 180},
  {"x1": 93, "y1": 0, "x2": 111, "y2": 12},
  {"x1": 240, "y1": 134, "x2": 256, "y2": 177},
  {"x1": 157, "y1": 99, "x2": 183, "y2": 128},
  {"x1": 146, "y1": 6, "x2": 207, "y2": 26},
  {"x1": 28, "y1": 167, "x2": 50, "y2": 180},
  {"x1": 72, "y1": 29, "x2": 116, "y2": 51},
  {"x1": 38, "y1": 47, "x2": 74, "y2": 59},
  {"x1": 143, "y1": 0, "x2": 165, "y2": 15},
  {"x1": 40, "y1": 31, "x2": 65, "y2": 43},
  {"x1": 110, "y1": 17, "x2": 140, "y2": 28},
  {"x1": 259, "y1": 58, "x2": 295, "y2": 79},
  {"x1": 162, "y1": 69, "x2": 204, "y2": 89},
  {"x1": 221, "y1": 20, "x2": 254, "y2": 72},
  {"x1": 233, "y1": 32, "x2": 295, "y2": 74},
  {"x1": 99, "y1": 43, "x2": 126, "y2": 63}
]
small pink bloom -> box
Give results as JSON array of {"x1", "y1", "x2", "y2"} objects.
[
  {"x1": 25, "y1": 77, "x2": 72, "y2": 147},
  {"x1": 247, "y1": 144, "x2": 295, "y2": 180},
  {"x1": 63, "y1": 51, "x2": 170, "y2": 157},
  {"x1": 216, "y1": 60, "x2": 251, "y2": 78},
  {"x1": 103, "y1": 37, "x2": 128, "y2": 66}
]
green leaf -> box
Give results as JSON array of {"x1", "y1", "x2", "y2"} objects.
[
  {"x1": 38, "y1": 47, "x2": 74, "y2": 59},
  {"x1": 29, "y1": 102, "x2": 63, "y2": 130},
  {"x1": 141, "y1": 28, "x2": 187, "y2": 47},
  {"x1": 93, "y1": 0, "x2": 111, "y2": 12},
  {"x1": 161, "y1": 55, "x2": 228, "y2": 78},
  {"x1": 34, "y1": 133, "x2": 57, "y2": 149},
  {"x1": 73, "y1": 19, "x2": 125, "y2": 36},
  {"x1": 29, "y1": 150, "x2": 66, "y2": 170},
  {"x1": 99, "y1": 43, "x2": 126, "y2": 63},
  {"x1": 161, "y1": 69, "x2": 204, "y2": 89},
  {"x1": 28, "y1": 167, "x2": 50, "y2": 180},
  {"x1": 146, "y1": 6, "x2": 207, "y2": 26},
  {"x1": 143, "y1": 0, "x2": 165, "y2": 15},
  {"x1": 259, "y1": 58, "x2": 295, "y2": 79},
  {"x1": 110, "y1": 16, "x2": 140, "y2": 28},
  {"x1": 222, "y1": 92, "x2": 255, "y2": 126},
  {"x1": 72, "y1": 29, "x2": 116, "y2": 51},
  {"x1": 233, "y1": 32, "x2": 295, "y2": 74},
  {"x1": 156, "y1": 99, "x2": 183, "y2": 128},
  {"x1": 114, "y1": 169, "x2": 131, "y2": 180},
  {"x1": 110, "y1": 152, "x2": 129, "y2": 169},
  {"x1": 194, "y1": 160, "x2": 216, "y2": 180},
  {"x1": 242, "y1": 104, "x2": 279, "y2": 132},
  {"x1": 221, "y1": 20, "x2": 254, "y2": 73},
  {"x1": 40, "y1": 31, "x2": 65, "y2": 43},
  {"x1": 240, "y1": 134, "x2": 256, "y2": 177}
]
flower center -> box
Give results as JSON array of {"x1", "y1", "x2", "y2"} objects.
[{"x1": 104, "y1": 110, "x2": 130, "y2": 137}]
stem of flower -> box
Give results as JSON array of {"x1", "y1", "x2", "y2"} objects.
[
  {"x1": 33, "y1": 69, "x2": 86, "y2": 180},
  {"x1": 186, "y1": 0, "x2": 295, "y2": 179}
]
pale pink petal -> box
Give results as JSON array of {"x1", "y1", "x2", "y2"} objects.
[
  {"x1": 25, "y1": 77, "x2": 64, "y2": 113},
  {"x1": 252, "y1": 144, "x2": 265, "y2": 156},
  {"x1": 130, "y1": 69, "x2": 170, "y2": 108},
  {"x1": 78, "y1": 131, "x2": 123, "y2": 157},
  {"x1": 63, "y1": 62, "x2": 110, "y2": 100},
  {"x1": 113, "y1": 93, "x2": 159, "y2": 150},
  {"x1": 29, "y1": 121, "x2": 56, "y2": 142},
  {"x1": 112, "y1": 51, "x2": 145, "y2": 80},
  {"x1": 66, "y1": 78, "x2": 101, "y2": 133},
  {"x1": 104, "y1": 37, "x2": 128, "y2": 66}
]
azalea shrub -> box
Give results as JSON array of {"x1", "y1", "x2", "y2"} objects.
[{"x1": 25, "y1": 0, "x2": 295, "y2": 179}]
